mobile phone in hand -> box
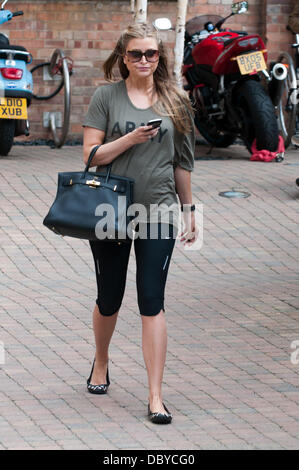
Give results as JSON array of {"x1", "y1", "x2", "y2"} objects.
[{"x1": 147, "y1": 118, "x2": 162, "y2": 129}]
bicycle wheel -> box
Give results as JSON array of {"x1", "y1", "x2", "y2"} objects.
[
  {"x1": 276, "y1": 51, "x2": 297, "y2": 148},
  {"x1": 30, "y1": 62, "x2": 64, "y2": 100}
]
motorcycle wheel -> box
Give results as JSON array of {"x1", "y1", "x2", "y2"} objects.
[
  {"x1": 0, "y1": 119, "x2": 15, "y2": 156},
  {"x1": 275, "y1": 52, "x2": 297, "y2": 149},
  {"x1": 235, "y1": 80, "x2": 279, "y2": 152},
  {"x1": 194, "y1": 115, "x2": 236, "y2": 148}
]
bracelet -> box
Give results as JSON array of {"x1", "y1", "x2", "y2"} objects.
[{"x1": 181, "y1": 204, "x2": 195, "y2": 212}]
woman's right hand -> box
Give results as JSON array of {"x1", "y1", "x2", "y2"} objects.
[{"x1": 129, "y1": 125, "x2": 160, "y2": 145}]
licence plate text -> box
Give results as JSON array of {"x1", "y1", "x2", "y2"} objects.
[
  {"x1": 237, "y1": 51, "x2": 266, "y2": 75},
  {"x1": 0, "y1": 97, "x2": 27, "y2": 119}
]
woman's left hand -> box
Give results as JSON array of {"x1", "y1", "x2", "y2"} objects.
[{"x1": 180, "y1": 212, "x2": 199, "y2": 246}]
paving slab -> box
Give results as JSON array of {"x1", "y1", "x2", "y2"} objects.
[{"x1": 0, "y1": 142, "x2": 298, "y2": 450}]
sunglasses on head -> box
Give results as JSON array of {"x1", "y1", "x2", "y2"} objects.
[{"x1": 125, "y1": 49, "x2": 159, "y2": 63}]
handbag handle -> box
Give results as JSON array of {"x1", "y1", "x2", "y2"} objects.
[
  {"x1": 84, "y1": 145, "x2": 101, "y2": 174},
  {"x1": 83, "y1": 144, "x2": 112, "y2": 182}
]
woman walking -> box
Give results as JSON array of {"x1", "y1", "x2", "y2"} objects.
[{"x1": 83, "y1": 22, "x2": 198, "y2": 424}]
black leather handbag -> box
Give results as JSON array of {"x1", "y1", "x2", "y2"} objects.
[{"x1": 43, "y1": 145, "x2": 134, "y2": 242}]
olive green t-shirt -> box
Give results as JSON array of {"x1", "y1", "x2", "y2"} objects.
[{"x1": 82, "y1": 80, "x2": 195, "y2": 224}]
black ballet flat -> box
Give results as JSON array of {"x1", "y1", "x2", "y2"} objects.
[
  {"x1": 87, "y1": 358, "x2": 110, "y2": 394},
  {"x1": 148, "y1": 403, "x2": 173, "y2": 424}
]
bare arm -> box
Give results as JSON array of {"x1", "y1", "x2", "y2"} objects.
[
  {"x1": 174, "y1": 165, "x2": 198, "y2": 246},
  {"x1": 83, "y1": 125, "x2": 159, "y2": 167},
  {"x1": 174, "y1": 165, "x2": 193, "y2": 206}
]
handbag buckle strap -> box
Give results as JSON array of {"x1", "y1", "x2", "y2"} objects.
[
  {"x1": 86, "y1": 179, "x2": 101, "y2": 188},
  {"x1": 85, "y1": 179, "x2": 118, "y2": 192}
]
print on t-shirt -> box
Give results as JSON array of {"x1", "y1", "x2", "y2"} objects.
[{"x1": 111, "y1": 121, "x2": 168, "y2": 144}]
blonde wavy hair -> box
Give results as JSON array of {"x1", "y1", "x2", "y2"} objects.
[{"x1": 103, "y1": 22, "x2": 194, "y2": 134}]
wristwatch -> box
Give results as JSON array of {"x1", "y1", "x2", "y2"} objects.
[{"x1": 181, "y1": 204, "x2": 195, "y2": 212}]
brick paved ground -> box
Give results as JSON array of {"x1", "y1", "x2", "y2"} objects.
[{"x1": 0, "y1": 142, "x2": 298, "y2": 450}]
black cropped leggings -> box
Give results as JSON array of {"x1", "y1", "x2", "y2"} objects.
[{"x1": 89, "y1": 223, "x2": 177, "y2": 317}]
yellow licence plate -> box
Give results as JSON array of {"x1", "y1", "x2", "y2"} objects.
[
  {"x1": 0, "y1": 97, "x2": 27, "y2": 119},
  {"x1": 236, "y1": 51, "x2": 266, "y2": 75}
]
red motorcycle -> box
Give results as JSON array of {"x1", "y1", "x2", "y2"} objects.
[{"x1": 182, "y1": 1, "x2": 281, "y2": 153}]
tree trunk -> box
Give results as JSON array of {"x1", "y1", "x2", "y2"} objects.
[
  {"x1": 135, "y1": 0, "x2": 147, "y2": 23},
  {"x1": 130, "y1": 0, "x2": 135, "y2": 17},
  {"x1": 173, "y1": 0, "x2": 188, "y2": 87}
]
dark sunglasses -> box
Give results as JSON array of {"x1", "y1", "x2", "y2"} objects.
[{"x1": 126, "y1": 49, "x2": 159, "y2": 63}]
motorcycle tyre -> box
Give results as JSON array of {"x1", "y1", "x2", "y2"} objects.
[
  {"x1": 235, "y1": 80, "x2": 279, "y2": 153},
  {"x1": 194, "y1": 115, "x2": 236, "y2": 148},
  {"x1": 0, "y1": 119, "x2": 15, "y2": 156}
]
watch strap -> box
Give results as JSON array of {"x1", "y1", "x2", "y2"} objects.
[{"x1": 181, "y1": 204, "x2": 195, "y2": 212}]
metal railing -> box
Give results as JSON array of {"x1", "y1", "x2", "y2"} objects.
[{"x1": 31, "y1": 49, "x2": 73, "y2": 148}]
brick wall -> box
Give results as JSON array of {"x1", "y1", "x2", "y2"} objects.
[
  {"x1": 1, "y1": 0, "x2": 295, "y2": 142},
  {"x1": 265, "y1": 0, "x2": 295, "y2": 62}
]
